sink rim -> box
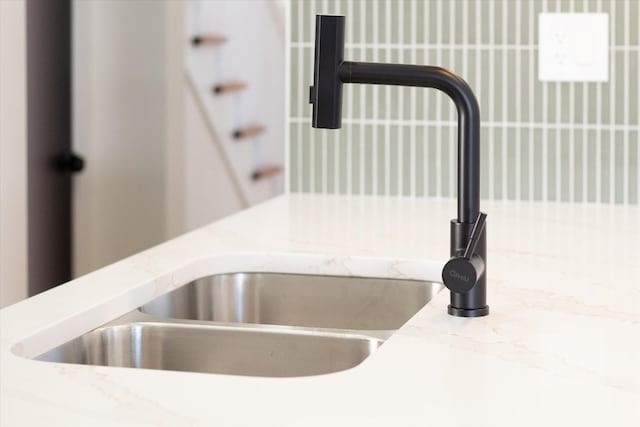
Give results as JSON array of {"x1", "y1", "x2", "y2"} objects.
[
  {"x1": 141, "y1": 271, "x2": 444, "y2": 331},
  {"x1": 24, "y1": 272, "x2": 444, "y2": 378},
  {"x1": 33, "y1": 311, "x2": 385, "y2": 378},
  {"x1": 104, "y1": 309, "x2": 396, "y2": 341}
]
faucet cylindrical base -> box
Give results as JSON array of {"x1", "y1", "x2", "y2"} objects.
[
  {"x1": 448, "y1": 305, "x2": 489, "y2": 317},
  {"x1": 448, "y1": 219, "x2": 489, "y2": 317}
]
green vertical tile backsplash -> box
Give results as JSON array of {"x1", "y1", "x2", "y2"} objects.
[{"x1": 288, "y1": 0, "x2": 640, "y2": 205}]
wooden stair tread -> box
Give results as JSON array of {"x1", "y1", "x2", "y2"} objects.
[
  {"x1": 251, "y1": 165, "x2": 281, "y2": 181},
  {"x1": 212, "y1": 81, "x2": 248, "y2": 94},
  {"x1": 191, "y1": 34, "x2": 227, "y2": 46},
  {"x1": 233, "y1": 124, "x2": 266, "y2": 139}
]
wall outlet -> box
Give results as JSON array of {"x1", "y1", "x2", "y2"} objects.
[{"x1": 538, "y1": 13, "x2": 609, "y2": 82}]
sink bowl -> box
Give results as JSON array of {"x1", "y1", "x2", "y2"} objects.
[
  {"x1": 142, "y1": 273, "x2": 442, "y2": 330},
  {"x1": 36, "y1": 320, "x2": 381, "y2": 377},
  {"x1": 35, "y1": 273, "x2": 442, "y2": 377}
]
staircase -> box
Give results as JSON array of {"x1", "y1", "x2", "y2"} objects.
[{"x1": 185, "y1": 0, "x2": 285, "y2": 215}]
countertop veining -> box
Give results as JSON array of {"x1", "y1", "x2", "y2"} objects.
[{"x1": 1, "y1": 194, "x2": 639, "y2": 426}]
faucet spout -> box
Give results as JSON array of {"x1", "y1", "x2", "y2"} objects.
[
  {"x1": 309, "y1": 15, "x2": 489, "y2": 317},
  {"x1": 339, "y1": 62, "x2": 480, "y2": 224}
]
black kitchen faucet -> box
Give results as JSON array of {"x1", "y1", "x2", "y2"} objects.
[{"x1": 309, "y1": 15, "x2": 489, "y2": 317}]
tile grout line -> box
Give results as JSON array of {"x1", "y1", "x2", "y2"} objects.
[
  {"x1": 542, "y1": 0, "x2": 550, "y2": 202},
  {"x1": 289, "y1": 116, "x2": 640, "y2": 132},
  {"x1": 385, "y1": 0, "x2": 391, "y2": 196},
  {"x1": 502, "y1": 0, "x2": 508, "y2": 200},
  {"x1": 424, "y1": 1, "x2": 430, "y2": 197},
  {"x1": 398, "y1": 0, "x2": 404, "y2": 196},
  {"x1": 582, "y1": 0, "x2": 589, "y2": 202},
  {"x1": 309, "y1": 0, "x2": 317, "y2": 194},
  {"x1": 553, "y1": 90, "x2": 562, "y2": 202},
  {"x1": 528, "y1": 0, "x2": 535, "y2": 200},
  {"x1": 290, "y1": 41, "x2": 640, "y2": 51},
  {"x1": 310, "y1": 119, "x2": 640, "y2": 131},
  {"x1": 515, "y1": 0, "x2": 522, "y2": 201},
  {"x1": 410, "y1": 0, "x2": 417, "y2": 198},
  {"x1": 296, "y1": 1, "x2": 304, "y2": 192},
  {"x1": 330, "y1": 0, "x2": 340, "y2": 194},
  {"x1": 609, "y1": 0, "x2": 616, "y2": 203},
  {"x1": 596, "y1": 0, "x2": 602, "y2": 203},
  {"x1": 346, "y1": 0, "x2": 354, "y2": 195},
  {"x1": 489, "y1": 0, "x2": 495, "y2": 201},
  {"x1": 449, "y1": 0, "x2": 456, "y2": 198},
  {"x1": 335, "y1": 1, "x2": 342, "y2": 192},
  {"x1": 623, "y1": 0, "x2": 630, "y2": 204},
  {"x1": 359, "y1": 0, "x2": 366, "y2": 195},
  {"x1": 475, "y1": 0, "x2": 483, "y2": 200},
  {"x1": 371, "y1": 0, "x2": 378, "y2": 196},
  {"x1": 555, "y1": 66, "x2": 561, "y2": 201},
  {"x1": 284, "y1": 0, "x2": 291, "y2": 192},
  {"x1": 322, "y1": 130, "x2": 328, "y2": 193},
  {"x1": 436, "y1": 0, "x2": 443, "y2": 199},
  {"x1": 569, "y1": 0, "x2": 575, "y2": 203},
  {"x1": 321, "y1": 0, "x2": 328, "y2": 195}
]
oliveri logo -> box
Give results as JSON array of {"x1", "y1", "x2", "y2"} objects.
[{"x1": 449, "y1": 270, "x2": 469, "y2": 282}]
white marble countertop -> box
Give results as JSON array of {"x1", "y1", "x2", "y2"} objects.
[{"x1": 1, "y1": 194, "x2": 639, "y2": 426}]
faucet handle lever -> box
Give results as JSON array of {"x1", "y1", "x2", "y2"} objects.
[
  {"x1": 463, "y1": 212, "x2": 487, "y2": 259},
  {"x1": 442, "y1": 212, "x2": 487, "y2": 294}
]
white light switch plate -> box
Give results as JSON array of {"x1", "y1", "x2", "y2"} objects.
[{"x1": 538, "y1": 13, "x2": 609, "y2": 82}]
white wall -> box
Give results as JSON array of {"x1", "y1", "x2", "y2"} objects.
[
  {"x1": 164, "y1": 0, "x2": 186, "y2": 239},
  {"x1": 0, "y1": 0, "x2": 28, "y2": 308},
  {"x1": 73, "y1": 0, "x2": 169, "y2": 275},
  {"x1": 183, "y1": 80, "x2": 244, "y2": 229}
]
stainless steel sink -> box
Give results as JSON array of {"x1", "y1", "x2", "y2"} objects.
[
  {"x1": 142, "y1": 273, "x2": 442, "y2": 330},
  {"x1": 36, "y1": 318, "x2": 381, "y2": 377},
  {"x1": 35, "y1": 274, "x2": 442, "y2": 377}
]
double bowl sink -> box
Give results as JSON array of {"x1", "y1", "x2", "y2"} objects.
[{"x1": 36, "y1": 273, "x2": 442, "y2": 377}]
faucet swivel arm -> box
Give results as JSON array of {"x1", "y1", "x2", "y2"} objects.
[
  {"x1": 339, "y1": 62, "x2": 480, "y2": 224},
  {"x1": 309, "y1": 15, "x2": 489, "y2": 317}
]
